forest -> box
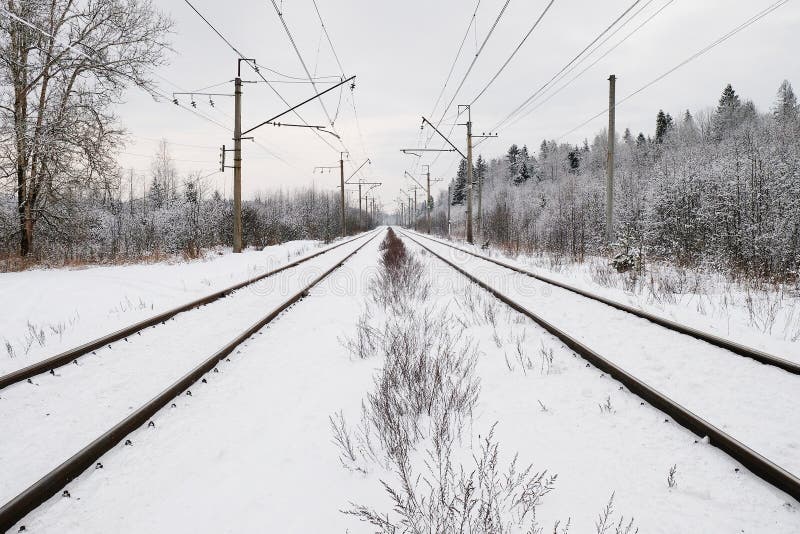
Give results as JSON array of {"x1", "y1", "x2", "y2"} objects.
[
  {"x1": 2, "y1": 77, "x2": 798, "y2": 282},
  {"x1": 437, "y1": 81, "x2": 800, "y2": 280}
]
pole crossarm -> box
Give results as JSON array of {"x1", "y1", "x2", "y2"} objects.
[
  {"x1": 421, "y1": 116, "x2": 466, "y2": 158},
  {"x1": 400, "y1": 148, "x2": 456, "y2": 153},
  {"x1": 242, "y1": 75, "x2": 355, "y2": 136}
]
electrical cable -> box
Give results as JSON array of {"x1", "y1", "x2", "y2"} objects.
[
  {"x1": 469, "y1": 0, "x2": 557, "y2": 105},
  {"x1": 486, "y1": 0, "x2": 644, "y2": 134},
  {"x1": 556, "y1": 0, "x2": 790, "y2": 141}
]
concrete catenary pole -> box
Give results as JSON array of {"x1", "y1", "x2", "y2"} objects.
[
  {"x1": 606, "y1": 74, "x2": 616, "y2": 244},
  {"x1": 466, "y1": 110, "x2": 474, "y2": 244},
  {"x1": 339, "y1": 155, "x2": 346, "y2": 237},
  {"x1": 233, "y1": 76, "x2": 243, "y2": 253},
  {"x1": 426, "y1": 167, "x2": 432, "y2": 233},
  {"x1": 358, "y1": 181, "x2": 363, "y2": 231},
  {"x1": 413, "y1": 188, "x2": 418, "y2": 231},
  {"x1": 447, "y1": 185, "x2": 452, "y2": 238}
]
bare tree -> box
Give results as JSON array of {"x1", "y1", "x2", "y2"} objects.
[{"x1": 0, "y1": 0, "x2": 172, "y2": 255}]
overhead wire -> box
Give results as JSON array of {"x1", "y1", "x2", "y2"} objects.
[
  {"x1": 556, "y1": 0, "x2": 790, "y2": 141},
  {"x1": 429, "y1": 0, "x2": 482, "y2": 119},
  {"x1": 433, "y1": 0, "x2": 512, "y2": 130},
  {"x1": 485, "y1": 0, "x2": 644, "y2": 136},
  {"x1": 500, "y1": 0, "x2": 673, "y2": 132},
  {"x1": 422, "y1": 0, "x2": 513, "y2": 176},
  {"x1": 469, "y1": 0, "x2": 557, "y2": 105},
  {"x1": 268, "y1": 0, "x2": 344, "y2": 142},
  {"x1": 308, "y1": 0, "x2": 372, "y2": 180},
  {"x1": 183, "y1": 0, "x2": 341, "y2": 153}
]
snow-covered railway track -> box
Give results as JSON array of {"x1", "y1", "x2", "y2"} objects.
[
  {"x1": 0, "y1": 230, "x2": 382, "y2": 532},
  {"x1": 406, "y1": 230, "x2": 799, "y2": 374},
  {"x1": 398, "y1": 229, "x2": 800, "y2": 503},
  {"x1": 0, "y1": 231, "x2": 378, "y2": 391}
]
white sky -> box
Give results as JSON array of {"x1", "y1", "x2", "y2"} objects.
[{"x1": 116, "y1": 0, "x2": 800, "y2": 208}]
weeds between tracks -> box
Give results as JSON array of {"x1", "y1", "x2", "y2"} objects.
[{"x1": 333, "y1": 229, "x2": 622, "y2": 534}]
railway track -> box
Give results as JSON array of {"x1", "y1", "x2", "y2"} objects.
[
  {"x1": 0, "y1": 230, "x2": 382, "y2": 532},
  {"x1": 405, "y1": 229, "x2": 799, "y2": 374},
  {"x1": 0, "y1": 230, "x2": 380, "y2": 391},
  {"x1": 398, "y1": 228, "x2": 800, "y2": 503}
]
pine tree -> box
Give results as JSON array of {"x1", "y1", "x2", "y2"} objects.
[
  {"x1": 623, "y1": 128, "x2": 632, "y2": 144},
  {"x1": 567, "y1": 150, "x2": 580, "y2": 173},
  {"x1": 714, "y1": 83, "x2": 742, "y2": 136},
  {"x1": 475, "y1": 155, "x2": 488, "y2": 190},
  {"x1": 655, "y1": 110, "x2": 674, "y2": 143},
  {"x1": 717, "y1": 83, "x2": 741, "y2": 114},
  {"x1": 538, "y1": 140, "x2": 548, "y2": 160},
  {"x1": 636, "y1": 132, "x2": 646, "y2": 146},
  {"x1": 773, "y1": 79, "x2": 798, "y2": 122},
  {"x1": 515, "y1": 161, "x2": 532, "y2": 184},
  {"x1": 506, "y1": 144, "x2": 521, "y2": 181},
  {"x1": 451, "y1": 159, "x2": 467, "y2": 205}
]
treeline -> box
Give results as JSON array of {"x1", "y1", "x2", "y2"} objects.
[
  {"x1": 0, "y1": 177, "x2": 377, "y2": 267},
  {"x1": 433, "y1": 81, "x2": 800, "y2": 279}
]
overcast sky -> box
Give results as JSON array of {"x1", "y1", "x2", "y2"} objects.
[{"x1": 116, "y1": 0, "x2": 799, "y2": 208}]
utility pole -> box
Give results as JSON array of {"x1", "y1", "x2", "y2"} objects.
[
  {"x1": 230, "y1": 67, "x2": 354, "y2": 242},
  {"x1": 233, "y1": 76, "x2": 243, "y2": 253},
  {"x1": 447, "y1": 185, "x2": 451, "y2": 238},
  {"x1": 607, "y1": 74, "x2": 616, "y2": 245},
  {"x1": 425, "y1": 165, "x2": 432, "y2": 234},
  {"x1": 466, "y1": 113, "x2": 474, "y2": 244},
  {"x1": 358, "y1": 180, "x2": 362, "y2": 230},
  {"x1": 340, "y1": 153, "x2": 346, "y2": 237},
  {"x1": 413, "y1": 187, "x2": 417, "y2": 231},
  {"x1": 476, "y1": 160, "x2": 482, "y2": 240}
]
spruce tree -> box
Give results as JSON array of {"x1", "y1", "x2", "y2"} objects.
[
  {"x1": 773, "y1": 79, "x2": 798, "y2": 122},
  {"x1": 475, "y1": 155, "x2": 488, "y2": 190},
  {"x1": 451, "y1": 159, "x2": 467, "y2": 205},
  {"x1": 506, "y1": 144, "x2": 521, "y2": 181},
  {"x1": 717, "y1": 83, "x2": 741, "y2": 114},
  {"x1": 655, "y1": 110, "x2": 674, "y2": 143}
]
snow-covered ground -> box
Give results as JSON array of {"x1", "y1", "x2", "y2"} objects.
[
  {"x1": 405, "y1": 231, "x2": 800, "y2": 477},
  {"x1": 0, "y1": 238, "x2": 337, "y2": 375},
  {"x1": 4, "y1": 227, "x2": 799, "y2": 532},
  {"x1": 409, "y1": 230, "x2": 800, "y2": 362},
  {"x1": 398, "y1": 234, "x2": 799, "y2": 532},
  {"x1": 0, "y1": 233, "x2": 376, "y2": 510},
  {"x1": 11, "y1": 231, "x2": 387, "y2": 533}
]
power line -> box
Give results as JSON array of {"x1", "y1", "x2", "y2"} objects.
[
  {"x1": 183, "y1": 0, "x2": 340, "y2": 154},
  {"x1": 501, "y1": 0, "x2": 672, "y2": 132},
  {"x1": 420, "y1": 1, "x2": 512, "y2": 176},
  {"x1": 557, "y1": 0, "x2": 790, "y2": 140},
  {"x1": 434, "y1": 0, "x2": 512, "y2": 130},
  {"x1": 429, "y1": 0, "x2": 482, "y2": 119},
  {"x1": 487, "y1": 0, "x2": 644, "y2": 134},
  {"x1": 268, "y1": 0, "x2": 343, "y2": 141},
  {"x1": 310, "y1": 0, "x2": 345, "y2": 74},
  {"x1": 470, "y1": 0, "x2": 557, "y2": 105},
  {"x1": 472, "y1": 0, "x2": 669, "y2": 148},
  {"x1": 308, "y1": 0, "x2": 372, "y2": 174}
]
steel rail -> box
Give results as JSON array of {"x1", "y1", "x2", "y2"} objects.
[
  {"x1": 0, "y1": 230, "x2": 383, "y2": 532},
  {"x1": 0, "y1": 230, "x2": 381, "y2": 391},
  {"x1": 398, "y1": 228, "x2": 800, "y2": 503},
  {"x1": 406, "y1": 230, "x2": 800, "y2": 375}
]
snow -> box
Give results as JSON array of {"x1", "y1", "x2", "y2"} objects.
[
  {"x1": 0, "y1": 233, "x2": 376, "y2": 515},
  {"x1": 4, "y1": 227, "x2": 799, "y2": 532},
  {"x1": 406, "y1": 232, "x2": 800, "y2": 478},
  {"x1": 9, "y1": 232, "x2": 385, "y2": 533},
  {"x1": 411, "y1": 230, "x2": 800, "y2": 362},
  {"x1": 0, "y1": 239, "x2": 334, "y2": 375}
]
